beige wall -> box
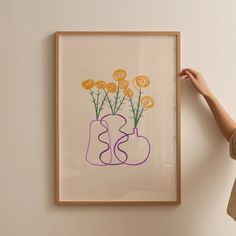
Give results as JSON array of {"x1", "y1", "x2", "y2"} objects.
[{"x1": 0, "y1": 0, "x2": 235, "y2": 235}]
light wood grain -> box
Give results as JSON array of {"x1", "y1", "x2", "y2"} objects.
[{"x1": 55, "y1": 31, "x2": 181, "y2": 205}]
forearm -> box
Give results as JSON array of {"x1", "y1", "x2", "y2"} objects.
[
  {"x1": 203, "y1": 91, "x2": 236, "y2": 141},
  {"x1": 181, "y1": 68, "x2": 236, "y2": 140}
]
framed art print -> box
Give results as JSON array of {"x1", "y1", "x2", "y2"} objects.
[{"x1": 56, "y1": 31, "x2": 181, "y2": 204}]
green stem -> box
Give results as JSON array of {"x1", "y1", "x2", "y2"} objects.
[
  {"x1": 96, "y1": 88, "x2": 100, "y2": 109},
  {"x1": 114, "y1": 96, "x2": 126, "y2": 114},
  {"x1": 97, "y1": 90, "x2": 109, "y2": 118},
  {"x1": 135, "y1": 107, "x2": 144, "y2": 128},
  {"x1": 113, "y1": 85, "x2": 120, "y2": 112},
  {"x1": 90, "y1": 89, "x2": 98, "y2": 120},
  {"x1": 135, "y1": 87, "x2": 142, "y2": 124},
  {"x1": 129, "y1": 97, "x2": 136, "y2": 128},
  {"x1": 104, "y1": 89, "x2": 114, "y2": 114}
]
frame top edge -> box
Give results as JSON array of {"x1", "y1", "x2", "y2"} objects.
[{"x1": 55, "y1": 31, "x2": 181, "y2": 36}]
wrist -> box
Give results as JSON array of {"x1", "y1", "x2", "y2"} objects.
[
  {"x1": 202, "y1": 89, "x2": 213, "y2": 99},
  {"x1": 203, "y1": 90, "x2": 216, "y2": 102}
]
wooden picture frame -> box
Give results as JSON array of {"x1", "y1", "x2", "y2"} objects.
[{"x1": 56, "y1": 31, "x2": 181, "y2": 205}]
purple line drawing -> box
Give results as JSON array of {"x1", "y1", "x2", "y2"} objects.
[
  {"x1": 98, "y1": 113, "x2": 129, "y2": 165},
  {"x1": 98, "y1": 118, "x2": 113, "y2": 165},
  {"x1": 82, "y1": 69, "x2": 156, "y2": 167},
  {"x1": 85, "y1": 119, "x2": 112, "y2": 166},
  {"x1": 114, "y1": 128, "x2": 151, "y2": 166}
]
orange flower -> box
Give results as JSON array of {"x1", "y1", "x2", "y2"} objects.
[
  {"x1": 118, "y1": 80, "x2": 129, "y2": 89},
  {"x1": 82, "y1": 79, "x2": 95, "y2": 90},
  {"x1": 141, "y1": 96, "x2": 155, "y2": 109},
  {"x1": 106, "y1": 82, "x2": 117, "y2": 93},
  {"x1": 113, "y1": 69, "x2": 126, "y2": 81},
  {"x1": 123, "y1": 88, "x2": 134, "y2": 98},
  {"x1": 95, "y1": 80, "x2": 106, "y2": 90},
  {"x1": 133, "y1": 75, "x2": 150, "y2": 89}
]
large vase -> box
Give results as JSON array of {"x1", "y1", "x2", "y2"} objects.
[
  {"x1": 85, "y1": 119, "x2": 112, "y2": 166},
  {"x1": 99, "y1": 113, "x2": 129, "y2": 165}
]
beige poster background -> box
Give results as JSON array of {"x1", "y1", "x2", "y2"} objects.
[{"x1": 59, "y1": 34, "x2": 177, "y2": 201}]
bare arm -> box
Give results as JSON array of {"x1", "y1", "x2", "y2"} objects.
[{"x1": 181, "y1": 68, "x2": 236, "y2": 141}]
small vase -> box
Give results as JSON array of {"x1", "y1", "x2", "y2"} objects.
[{"x1": 114, "y1": 128, "x2": 151, "y2": 166}]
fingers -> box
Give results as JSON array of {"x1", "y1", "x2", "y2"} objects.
[
  {"x1": 184, "y1": 70, "x2": 196, "y2": 81},
  {"x1": 180, "y1": 67, "x2": 201, "y2": 80},
  {"x1": 182, "y1": 68, "x2": 200, "y2": 77},
  {"x1": 179, "y1": 70, "x2": 188, "y2": 77},
  {"x1": 180, "y1": 69, "x2": 196, "y2": 80},
  {"x1": 185, "y1": 68, "x2": 199, "y2": 77}
]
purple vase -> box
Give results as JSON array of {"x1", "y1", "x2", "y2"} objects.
[
  {"x1": 85, "y1": 119, "x2": 112, "y2": 166},
  {"x1": 114, "y1": 128, "x2": 151, "y2": 166},
  {"x1": 99, "y1": 114, "x2": 129, "y2": 165}
]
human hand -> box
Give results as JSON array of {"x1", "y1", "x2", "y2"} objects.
[{"x1": 180, "y1": 68, "x2": 212, "y2": 97}]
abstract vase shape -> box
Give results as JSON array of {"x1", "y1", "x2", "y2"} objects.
[
  {"x1": 99, "y1": 114, "x2": 129, "y2": 165},
  {"x1": 114, "y1": 128, "x2": 151, "y2": 166},
  {"x1": 85, "y1": 119, "x2": 112, "y2": 166}
]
